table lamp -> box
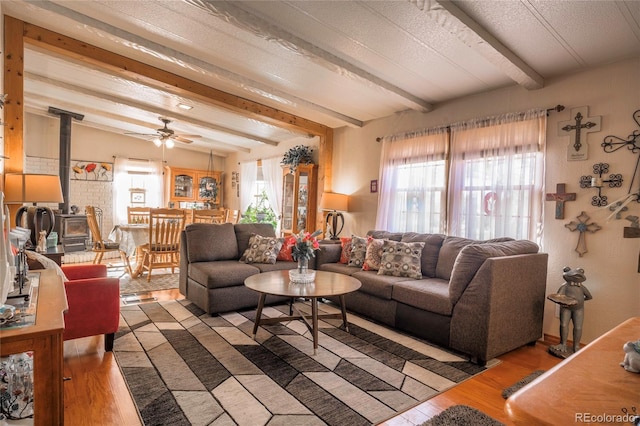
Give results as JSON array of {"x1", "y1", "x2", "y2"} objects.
[
  {"x1": 4, "y1": 173, "x2": 64, "y2": 247},
  {"x1": 320, "y1": 192, "x2": 349, "y2": 240}
]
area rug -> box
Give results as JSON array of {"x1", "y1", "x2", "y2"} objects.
[
  {"x1": 501, "y1": 369, "x2": 546, "y2": 399},
  {"x1": 117, "y1": 271, "x2": 179, "y2": 295},
  {"x1": 114, "y1": 300, "x2": 495, "y2": 425},
  {"x1": 420, "y1": 405, "x2": 504, "y2": 426}
]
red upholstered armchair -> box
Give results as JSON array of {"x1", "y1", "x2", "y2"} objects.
[{"x1": 61, "y1": 264, "x2": 120, "y2": 351}]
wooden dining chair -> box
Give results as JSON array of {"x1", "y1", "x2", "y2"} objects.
[
  {"x1": 85, "y1": 205, "x2": 132, "y2": 275},
  {"x1": 192, "y1": 208, "x2": 226, "y2": 224},
  {"x1": 226, "y1": 209, "x2": 241, "y2": 224},
  {"x1": 127, "y1": 206, "x2": 151, "y2": 224},
  {"x1": 140, "y1": 208, "x2": 187, "y2": 281}
]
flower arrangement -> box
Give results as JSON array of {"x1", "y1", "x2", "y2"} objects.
[
  {"x1": 287, "y1": 229, "x2": 321, "y2": 261},
  {"x1": 281, "y1": 145, "x2": 314, "y2": 173}
]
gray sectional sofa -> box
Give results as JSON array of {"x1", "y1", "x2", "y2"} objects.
[
  {"x1": 179, "y1": 222, "x2": 306, "y2": 314},
  {"x1": 315, "y1": 230, "x2": 548, "y2": 365},
  {"x1": 179, "y1": 224, "x2": 547, "y2": 365}
]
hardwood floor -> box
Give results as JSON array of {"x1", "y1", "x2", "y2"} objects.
[{"x1": 63, "y1": 287, "x2": 560, "y2": 425}]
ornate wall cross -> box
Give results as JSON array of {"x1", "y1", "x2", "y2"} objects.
[
  {"x1": 602, "y1": 109, "x2": 640, "y2": 202},
  {"x1": 565, "y1": 211, "x2": 601, "y2": 257},
  {"x1": 579, "y1": 163, "x2": 623, "y2": 207},
  {"x1": 545, "y1": 183, "x2": 576, "y2": 219},
  {"x1": 559, "y1": 106, "x2": 601, "y2": 161}
]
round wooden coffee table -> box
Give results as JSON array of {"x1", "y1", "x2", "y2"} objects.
[{"x1": 245, "y1": 270, "x2": 361, "y2": 355}]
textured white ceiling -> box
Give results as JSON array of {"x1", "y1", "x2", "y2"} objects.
[{"x1": 2, "y1": 0, "x2": 639, "y2": 154}]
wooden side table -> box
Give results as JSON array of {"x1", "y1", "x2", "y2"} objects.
[
  {"x1": 505, "y1": 317, "x2": 640, "y2": 424},
  {"x1": 0, "y1": 270, "x2": 68, "y2": 425},
  {"x1": 27, "y1": 245, "x2": 65, "y2": 266}
]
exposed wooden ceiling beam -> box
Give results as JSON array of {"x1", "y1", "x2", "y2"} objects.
[
  {"x1": 21, "y1": 21, "x2": 332, "y2": 137},
  {"x1": 431, "y1": 1, "x2": 544, "y2": 90}
]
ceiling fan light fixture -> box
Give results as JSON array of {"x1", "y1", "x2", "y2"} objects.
[
  {"x1": 165, "y1": 139, "x2": 175, "y2": 149},
  {"x1": 153, "y1": 137, "x2": 162, "y2": 147},
  {"x1": 177, "y1": 103, "x2": 193, "y2": 110}
]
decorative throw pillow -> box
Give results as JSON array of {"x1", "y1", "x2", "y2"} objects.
[
  {"x1": 339, "y1": 237, "x2": 352, "y2": 264},
  {"x1": 348, "y1": 236, "x2": 368, "y2": 268},
  {"x1": 276, "y1": 237, "x2": 295, "y2": 261},
  {"x1": 362, "y1": 237, "x2": 384, "y2": 271},
  {"x1": 377, "y1": 240, "x2": 425, "y2": 279},
  {"x1": 239, "y1": 234, "x2": 282, "y2": 264}
]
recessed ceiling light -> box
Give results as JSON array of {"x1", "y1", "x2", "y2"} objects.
[{"x1": 177, "y1": 103, "x2": 193, "y2": 110}]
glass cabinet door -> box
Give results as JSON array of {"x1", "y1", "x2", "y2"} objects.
[
  {"x1": 282, "y1": 173, "x2": 294, "y2": 232},
  {"x1": 296, "y1": 172, "x2": 309, "y2": 232},
  {"x1": 173, "y1": 173, "x2": 194, "y2": 200},
  {"x1": 198, "y1": 176, "x2": 217, "y2": 201}
]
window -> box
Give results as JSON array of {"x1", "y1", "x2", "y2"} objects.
[
  {"x1": 239, "y1": 163, "x2": 278, "y2": 229},
  {"x1": 377, "y1": 109, "x2": 546, "y2": 242}
]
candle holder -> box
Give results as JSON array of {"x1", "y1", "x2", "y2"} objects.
[{"x1": 579, "y1": 163, "x2": 623, "y2": 207}]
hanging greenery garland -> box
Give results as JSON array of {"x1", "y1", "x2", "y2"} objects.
[{"x1": 281, "y1": 145, "x2": 314, "y2": 173}]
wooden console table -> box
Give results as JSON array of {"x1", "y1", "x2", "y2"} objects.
[
  {"x1": 0, "y1": 270, "x2": 68, "y2": 425},
  {"x1": 505, "y1": 316, "x2": 640, "y2": 424}
]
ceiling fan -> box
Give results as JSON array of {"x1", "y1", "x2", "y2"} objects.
[{"x1": 126, "y1": 117, "x2": 201, "y2": 148}]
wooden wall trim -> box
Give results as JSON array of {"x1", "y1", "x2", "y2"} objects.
[{"x1": 3, "y1": 15, "x2": 25, "y2": 176}]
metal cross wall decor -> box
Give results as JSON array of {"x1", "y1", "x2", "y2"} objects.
[
  {"x1": 559, "y1": 106, "x2": 602, "y2": 161},
  {"x1": 565, "y1": 211, "x2": 601, "y2": 257},
  {"x1": 579, "y1": 163, "x2": 623, "y2": 207},
  {"x1": 601, "y1": 109, "x2": 640, "y2": 204}
]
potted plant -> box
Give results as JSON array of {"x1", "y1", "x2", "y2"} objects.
[{"x1": 281, "y1": 145, "x2": 314, "y2": 173}]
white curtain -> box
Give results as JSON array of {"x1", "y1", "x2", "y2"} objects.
[
  {"x1": 376, "y1": 128, "x2": 449, "y2": 232},
  {"x1": 448, "y1": 109, "x2": 546, "y2": 241},
  {"x1": 113, "y1": 157, "x2": 164, "y2": 225},
  {"x1": 261, "y1": 157, "x2": 284, "y2": 233},
  {"x1": 239, "y1": 161, "x2": 257, "y2": 214}
]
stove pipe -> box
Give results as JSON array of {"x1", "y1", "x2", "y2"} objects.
[{"x1": 48, "y1": 107, "x2": 84, "y2": 214}]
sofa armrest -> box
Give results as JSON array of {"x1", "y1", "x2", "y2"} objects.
[
  {"x1": 449, "y1": 253, "x2": 548, "y2": 364},
  {"x1": 61, "y1": 264, "x2": 108, "y2": 280},
  {"x1": 63, "y1": 276, "x2": 120, "y2": 341},
  {"x1": 316, "y1": 244, "x2": 342, "y2": 267},
  {"x1": 179, "y1": 230, "x2": 188, "y2": 296}
]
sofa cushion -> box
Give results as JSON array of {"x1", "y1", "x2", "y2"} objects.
[
  {"x1": 188, "y1": 260, "x2": 260, "y2": 289},
  {"x1": 435, "y1": 237, "x2": 476, "y2": 280},
  {"x1": 348, "y1": 235, "x2": 368, "y2": 268},
  {"x1": 448, "y1": 240, "x2": 539, "y2": 305},
  {"x1": 352, "y1": 270, "x2": 407, "y2": 300},
  {"x1": 339, "y1": 237, "x2": 352, "y2": 264},
  {"x1": 377, "y1": 240, "x2": 425, "y2": 279},
  {"x1": 363, "y1": 237, "x2": 384, "y2": 271},
  {"x1": 184, "y1": 223, "x2": 238, "y2": 262},
  {"x1": 252, "y1": 262, "x2": 298, "y2": 272},
  {"x1": 319, "y1": 262, "x2": 361, "y2": 275},
  {"x1": 393, "y1": 278, "x2": 453, "y2": 316},
  {"x1": 401, "y1": 232, "x2": 445, "y2": 277},
  {"x1": 234, "y1": 223, "x2": 276, "y2": 256},
  {"x1": 240, "y1": 234, "x2": 282, "y2": 264},
  {"x1": 367, "y1": 230, "x2": 404, "y2": 241}
]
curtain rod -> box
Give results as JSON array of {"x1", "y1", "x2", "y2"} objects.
[
  {"x1": 376, "y1": 104, "x2": 565, "y2": 142},
  {"x1": 112, "y1": 156, "x2": 166, "y2": 163}
]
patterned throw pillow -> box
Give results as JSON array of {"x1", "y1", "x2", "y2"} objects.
[
  {"x1": 276, "y1": 237, "x2": 295, "y2": 261},
  {"x1": 362, "y1": 237, "x2": 384, "y2": 271},
  {"x1": 339, "y1": 237, "x2": 352, "y2": 264},
  {"x1": 348, "y1": 235, "x2": 368, "y2": 268},
  {"x1": 378, "y1": 240, "x2": 425, "y2": 279},
  {"x1": 239, "y1": 234, "x2": 283, "y2": 264}
]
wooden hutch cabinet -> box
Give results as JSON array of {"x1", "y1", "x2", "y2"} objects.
[
  {"x1": 281, "y1": 164, "x2": 317, "y2": 236},
  {"x1": 169, "y1": 167, "x2": 223, "y2": 206}
]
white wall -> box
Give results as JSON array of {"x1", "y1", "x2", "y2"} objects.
[{"x1": 332, "y1": 56, "x2": 640, "y2": 343}]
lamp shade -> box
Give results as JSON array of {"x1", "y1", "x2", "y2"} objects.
[
  {"x1": 4, "y1": 173, "x2": 64, "y2": 204},
  {"x1": 320, "y1": 192, "x2": 349, "y2": 212}
]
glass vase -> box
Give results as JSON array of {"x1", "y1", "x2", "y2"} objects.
[{"x1": 289, "y1": 257, "x2": 315, "y2": 284}]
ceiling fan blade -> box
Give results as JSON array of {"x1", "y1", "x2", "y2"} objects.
[
  {"x1": 173, "y1": 136, "x2": 194, "y2": 144},
  {"x1": 125, "y1": 132, "x2": 158, "y2": 137},
  {"x1": 176, "y1": 134, "x2": 201, "y2": 138}
]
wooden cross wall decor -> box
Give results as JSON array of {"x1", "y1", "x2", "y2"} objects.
[
  {"x1": 565, "y1": 211, "x2": 601, "y2": 257},
  {"x1": 558, "y1": 106, "x2": 601, "y2": 161},
  {"x1": 546, "y1": 183, "x2": 576, "y2": 219}
]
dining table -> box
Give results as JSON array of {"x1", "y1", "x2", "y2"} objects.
[{"x1": 109, "y1": 224, "x2": 149, "y2": 277}]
